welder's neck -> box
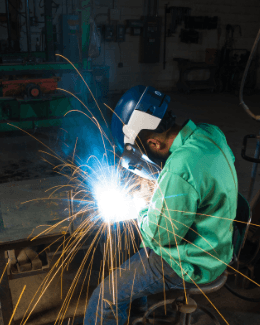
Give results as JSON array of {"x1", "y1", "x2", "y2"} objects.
[{"x1": 165, "y1": 124, "x2": 182, "y2": 150}]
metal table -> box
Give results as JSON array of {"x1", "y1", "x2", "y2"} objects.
[{"x1": 0, "y1": 176, "x2": 70, "y2": 325}]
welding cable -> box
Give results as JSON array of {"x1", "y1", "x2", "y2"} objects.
[
  {"x1": 239, "y1": 28, "x2": 260, "y2": 121},
  {"x1": 224, "y1": 283, "x2": 260, "y2": 302}
]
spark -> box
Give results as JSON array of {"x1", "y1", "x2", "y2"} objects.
[
  {"x1": 143, "y1": 232, "x2": 231, "y2": 325},
  {"x1": 0, "y1": 259, "x2": 9, "y2": 284},
  {"x1": 61, "y1": 234, "x2": 66, "y2": 299},
  {"x1": 92, "y1": 167, "x2": 147, "y2": 223},
  {"x1": 9, "y1": 285, "x2": 26, "y2": 325},
  {"x1": 15, "y1": 133, "x2": 249, "y2": 325},
  {"x1": 55, "y1": 54, "x2": 108, "y2": 128},
  {"x1": 127, "y1": 269, "x2": 137, "y2": 325},
  {"x1": 108, "y1": 224, "x2": 115, "y2": 303}
]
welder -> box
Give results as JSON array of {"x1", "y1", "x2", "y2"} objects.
[{"x1": 84, "y1": 85, "x2": 238, "y2": 325}]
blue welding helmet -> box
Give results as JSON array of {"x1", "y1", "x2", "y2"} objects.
[{"x1": 111, "y1": 85, "x2": 174, "y2": 180}]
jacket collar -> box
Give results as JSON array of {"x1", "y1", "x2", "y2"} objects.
[{"x1": 169, "y1": 119, "x2": 197, "y2": 154}]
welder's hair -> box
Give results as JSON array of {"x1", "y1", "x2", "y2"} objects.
[
  {"x1": 155, "y1": 109, "x2": 176, "y2": 134},
  {"x1": 135, "y1": 109, "x2": 176, "y2": 153}
]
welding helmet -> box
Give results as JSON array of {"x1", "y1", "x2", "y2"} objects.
[{"x1": 111, "y1": 85, "x2": 175, "y2": 180}]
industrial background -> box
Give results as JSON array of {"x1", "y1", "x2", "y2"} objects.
[{"x1": 1, "y1": 0, "x2": 260, "y2": 325}]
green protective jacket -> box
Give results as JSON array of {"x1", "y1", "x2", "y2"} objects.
[{"x1": 138, "y1": 120, "x2": 238, "y2": 284}]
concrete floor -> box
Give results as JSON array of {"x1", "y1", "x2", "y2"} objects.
[{"x1": 1, "y1": 91, "x2": 260, "y2": 325}]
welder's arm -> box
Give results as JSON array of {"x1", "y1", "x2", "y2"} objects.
[{"x1": 138, "y1": 172, "x2": 199, "y2": 247}]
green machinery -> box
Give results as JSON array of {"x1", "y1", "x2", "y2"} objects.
[{"x1": 0, "y1": 0, "x2": 109, "y2": 132}]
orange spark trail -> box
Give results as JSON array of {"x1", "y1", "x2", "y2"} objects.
[
  {"x1": 127, "y1": 269, "x2": 137, "y2": 325},
  {"x1": 144, "y1": 232, "x2": 230, "y2": 325},
  {"x1": 9, "y1": 285, "x2": 26, "y2": 325},
  {"x1": 148, "y1": 219, "x2": 260, "y2": 288},
  {"x1": 55, "y1": 54, "x2": 108, "y2": 128},
  {"x1": 0, "y1": 260, "x2": 9, "y2": 284}
]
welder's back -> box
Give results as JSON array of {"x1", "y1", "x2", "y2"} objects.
[{"x1": 138, "y1": 119, "x2": 238, "y2": 284}]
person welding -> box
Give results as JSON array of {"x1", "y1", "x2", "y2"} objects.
[{"x1": 84, "y1": 85, "x2": 238, "y2": 325}]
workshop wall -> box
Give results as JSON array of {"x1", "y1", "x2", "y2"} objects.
[
  {"x1": 18, "y1": 0, "x2": 67, "y2": 53},
  {"x1": 0, "y1": 0, "x2": 68, "y2": 53},
  {"x1": 0, "y1": 2, "x2": 9, "y2": 48},
  {"x1": 1, "y1": 0, "x2": 259, "y2": 93},
  {"x1": 92, "y1": 0, "x2": 260, "y2": 93}
]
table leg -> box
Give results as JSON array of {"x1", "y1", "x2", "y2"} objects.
[{"x1": 0, "y1": 249, "x2": 13, "y2": 325}]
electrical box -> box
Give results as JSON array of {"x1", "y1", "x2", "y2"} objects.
[
  {"x1": 104, "y1": 25, "x2": 115, "y2": 42},
  {"x1": 117, "y1": 25, "x2": 125, "y2": 42},
  {"x1": 59, "y1": 15, "x2": 80, "y2": 62},
  {"x1": 127, "y1": 20, "x2": 144, "y2": 36},
  {"x1": 110, "y1": 9, "x2": 121, "y2": 21},
  {"x1": 132, "y1": 28, "x2": 142, "y2": 36},
  {"x1": 140, "y1": 17, "x2": 162, "y2": 63}
]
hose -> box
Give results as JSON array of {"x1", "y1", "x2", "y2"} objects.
[
  {"x1": 224, "y1": 283, "x2": 260, "y2": 302},
  {"x1": 239, "y1": 28, "x2": 260, "y2": 121}
]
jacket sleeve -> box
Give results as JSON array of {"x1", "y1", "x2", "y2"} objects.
[{"x1": 138, "y1": 172, "x2": 199, "y2": 247}]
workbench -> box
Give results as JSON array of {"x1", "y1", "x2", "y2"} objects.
[
  {"x1": 0, "y1": 176, "x2": 141, "y2": 325},
  {"x1": 0, "y1": 176, "x2": 71, "y2": 325}
]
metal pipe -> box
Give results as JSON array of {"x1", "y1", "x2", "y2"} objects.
[
  {"x1": 25, "y1": 0, "x2": 31, "y2": 54},
  {"x1": 247, "y1": 131, "x2": 260, "y2": 202},
  {"x1": 238, "y1": 28, "x2": 260, "y2": 201},
  {"x1": 5, "y1": 0, "x2": 12, "y2": 50},
  {"x1": 239, "y1": 28, "x2": 260, "y2": 121}
]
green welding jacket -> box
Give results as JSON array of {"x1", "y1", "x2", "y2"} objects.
[{"x1": 138, "y1": 120, "x2": 238, "y2": 285}]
